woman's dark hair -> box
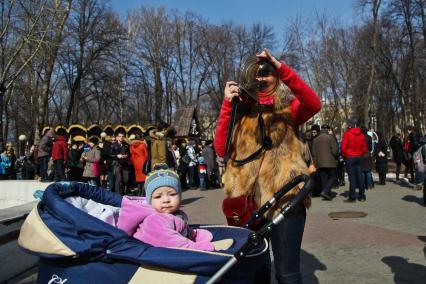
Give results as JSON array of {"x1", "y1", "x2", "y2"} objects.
[{"x1": 257, "y1": 61, "x2": 276, "y2": 77}]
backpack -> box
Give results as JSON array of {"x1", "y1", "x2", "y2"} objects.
[
  {"x1": 181, "y1": 153, "x2": 191, "y2": 164},
  {"x1": 413, "y1": 145, "x2": 425, "y2": 173}
]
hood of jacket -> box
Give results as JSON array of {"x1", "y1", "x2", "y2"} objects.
[
  {"x1": 54, "y1": 135, "x2": 67, "y2": 142},
  {"x1": 131, "y1": 140, "x2": 145, "y2": 147},
  {"x1": 348, "y1": 127, "x2": 362, "y2": 136}
]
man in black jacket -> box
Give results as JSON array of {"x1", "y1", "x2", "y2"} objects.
[
  {"x1": 390, "y1": 132, "x2": 404, "y2": 181},
  {"x1": 111, "y1": 132, "x2": 130, "y2": 195}
]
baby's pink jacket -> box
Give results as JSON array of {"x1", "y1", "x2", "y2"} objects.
[{"x1": 117, "y1": 196, "x2": 214, "y2": 251}]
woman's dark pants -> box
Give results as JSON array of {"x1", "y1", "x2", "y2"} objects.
[
  {"x1": 345, "y1": 157, "x2": 365, "y2": 200},
  {"x1": 270, "y1": 211, "x2": 306, "y2": 284}
]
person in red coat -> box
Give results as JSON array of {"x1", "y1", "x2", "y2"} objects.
[
  {"x1": 214, "y1": 48, "x2": 321, "y2": 284},
  {"x1": 341, "y1": 117, "x2": 368, "y2": 202},
  {"x1": 52, "y1": 134, "x2": 68, "y2": 181},
  {"x1": 130, "y1": 134, "x2": 148, "y2": 195}
]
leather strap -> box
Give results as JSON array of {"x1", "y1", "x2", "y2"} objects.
[{"x1": 224, "y1": 99, "x2": 272, "y2": 167}]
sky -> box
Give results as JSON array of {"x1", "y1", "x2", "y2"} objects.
[{"x1": 109, "y1": 0, "x2": 360, "y2": 34}]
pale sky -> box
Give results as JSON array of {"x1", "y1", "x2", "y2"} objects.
[{"x1": 110, "y1": 0, "x2": 360, "y2": 34}]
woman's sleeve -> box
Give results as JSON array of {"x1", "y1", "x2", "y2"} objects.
[
  {"x1": 213, "y1": 99, "x2": 233, "y2": 157},
  {"x1": 341, "y1": 133, "x2": 348, "y2": 158},
  {"x1": 278, "y1": 63, "x2": 321, "y2": 125}
]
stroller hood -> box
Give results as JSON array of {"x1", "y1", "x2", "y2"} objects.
[{"x1": 19, "y1": 182, "x2": 125, "y2": 258}]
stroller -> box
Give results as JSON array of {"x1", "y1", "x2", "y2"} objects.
[{"x1": 18, "y1": 176, "x2": 312, "y2": 283}]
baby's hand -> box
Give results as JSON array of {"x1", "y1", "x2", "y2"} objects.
[{"x1": 212, "y1": 239, "x2": 234, "y2": 251}]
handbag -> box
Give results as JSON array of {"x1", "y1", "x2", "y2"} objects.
[
  {"x1": 93, "y1": 161, "x2": 102, "y2": 177},
  {"x1": 222, "y1": 192, "x2": 257, "y2": 227}
]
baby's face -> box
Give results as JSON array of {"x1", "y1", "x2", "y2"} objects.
[{"x1": 151, "y1": 186, "x2": 181, "y2": 214}]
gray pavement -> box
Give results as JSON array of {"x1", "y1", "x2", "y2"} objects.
[
  {"x1": 182, "y1": 175, "x2": 425, "y2": 284},
  {"x1": 8, "y1": 175, "x2": 426, "y2": 284}
]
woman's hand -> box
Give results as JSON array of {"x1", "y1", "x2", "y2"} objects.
[
  {"x1": 256, "y1": 48, "x2": 281, "y2": 69},
  {"x1": 224, "y1": 81, "x2": 240, "y2": 102}
]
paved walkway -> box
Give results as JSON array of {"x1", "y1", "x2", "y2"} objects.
[
  {"x1": 9, "y1": 175, "x2": 426, "y2": 284},
  {"x1": 182, "y1": 175, "x2": 426, "y2": 284}
]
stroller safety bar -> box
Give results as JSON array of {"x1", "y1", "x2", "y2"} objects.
[
  {"x1": 243, "y1": 174, "x2": 310, "y2": 229},
  {"x1": 207, "y1": 175, "x2": 313, "y2": 284}
]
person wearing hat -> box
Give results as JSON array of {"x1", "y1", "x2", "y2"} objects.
[
  {"x1": 341, "y1": 117, "x2": 368, "y2": 202},
  {"x1": 117, "y1": 168, "x2": 233, "y2": 251},
  {"x1": 81, "y1": 136, "x2": 101, "y2": 186},
  {"x1": 312, "y1": 124, "x2": 338, "y2": 200}
]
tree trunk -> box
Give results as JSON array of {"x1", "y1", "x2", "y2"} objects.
[
  {"x1": 0, "y1": 86, "x2": 5, "y2": 150},
  {"x1": 362, "y1": 0, "x2": 381, "y2": 128},
  {"x1": 154, "y1": 66, "x2": 163, "y2": 124}
]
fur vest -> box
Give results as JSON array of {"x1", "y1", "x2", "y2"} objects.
[{"x1": 223, "y1": 83, "x2": 310, "y2": 218}]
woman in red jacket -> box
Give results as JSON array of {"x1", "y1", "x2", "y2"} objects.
[
  {"x1": 214, "y1": 48, "x2": 320, "y2": 284},
  {"x1": 130, "y1": 134, "x2": 149, "y2": 195}
]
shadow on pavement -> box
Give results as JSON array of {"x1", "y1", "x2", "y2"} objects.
[
  {"x1": 181, "y1": 197, "x2": 203, "y2": 205},
  {"x1": 395, "y1": 179, "x2": 415, "y2": 189},
  {"x1": 401, "y1": 195, "x2": 424, "y2": 207},
  {"x1": 270, "y1": 250, "x2": 326, "y2": 284},
  {"x1": 382, "y1": 256, "x2": 426, "y2": 283},
  {"x1": 300, "y1": 249, "x2": 327, "y2": 284}
]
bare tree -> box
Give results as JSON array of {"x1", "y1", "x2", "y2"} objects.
[
  {"x1": 34, "y1": 0, "x2": 72, "y2": 144},
  {"x1": 0, "y1": 0, "x2": 50, "y2": 148}
]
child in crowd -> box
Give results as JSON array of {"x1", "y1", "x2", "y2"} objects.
[
  {"x1": 117, "y1": 169, "x2": 233, "y2": 251},
  {"x1": 197, "y1": 156, "x2": 207, "y2": 191}
]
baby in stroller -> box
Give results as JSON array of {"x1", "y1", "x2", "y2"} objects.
[{"x1": 117, "y1": 168, "x2": 233, "y2": 251}]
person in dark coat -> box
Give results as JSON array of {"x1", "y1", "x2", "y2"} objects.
[
  {"x1": 201, "y1": 140, "x2": 217, "y2": 188},
  {"x1": 361, "y1": 127, "x2": 374, "y2": 189},
  {"x1": 309, "y1": 124, "x2": 322, "y2": 196},
  {"x1": 177, "y1": 139, "x2": 189, "y2": 190},
  {"x1": 404, "y1": 126, "x2": 419, "y2": 183},
  {"x1": 389, "y1": 132, "x2": 404, "y2": 181},
  {"x1": 37, "y1": 129, "x2": 54, "y2": 182},
  {"x1": 111, "y1": 132, "x2": 130, "y2": 195},
  {"x1": 103, "y1": 135, "x2": 117, "y2": 191},
  {"x1": 375, "y1": 131, "x2": 389, "y2": 185},
  {"x1": 312, "y1": 124, "x2": 338, "y2": 200},
  {"x1": 67, "y1": 141, "x2": 84, "y2": 181}
]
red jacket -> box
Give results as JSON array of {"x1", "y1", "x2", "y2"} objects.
[
  {"x1": 130, "y1": 140, "x2": 148, "y2": 182},
  {"x1": 213, "y1": 62, "x2": 321, "y2": 157},
  {"x1": 341, "y1": 128, "x2": 368, "y2": 158},
  {"x1": 52, "y1": 135, "x2": 69, "y2": 162}
]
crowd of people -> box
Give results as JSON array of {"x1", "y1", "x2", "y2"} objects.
[
  {"x1": 0, "y1": 123, "x2": 223, "y2": 196},
  {"x1": 304, "y1": 121, "x2": 426, "y2": 205},
  {"x1": 2, "y1": 47, "x2": 425, "y2": 284}
]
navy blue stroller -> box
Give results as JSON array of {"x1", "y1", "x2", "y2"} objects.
[{"x1": 18, "y1": 182, "x2": 270, "y2": 284}]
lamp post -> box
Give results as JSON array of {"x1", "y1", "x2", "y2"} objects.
[
  {"x1": 18, "y1": 134, "x2": 27, "y2": 157},
  {"x1": 17, "y1": 134, "x2": 27, "y2": 180}
]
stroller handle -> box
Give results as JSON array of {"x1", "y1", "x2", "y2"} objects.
[
  {"x1": 243, "y1": 174, "x2": 310, "y2": 229},
  {"x1": 208, "y1": 176, "x2": 314, "y2": 284}
]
